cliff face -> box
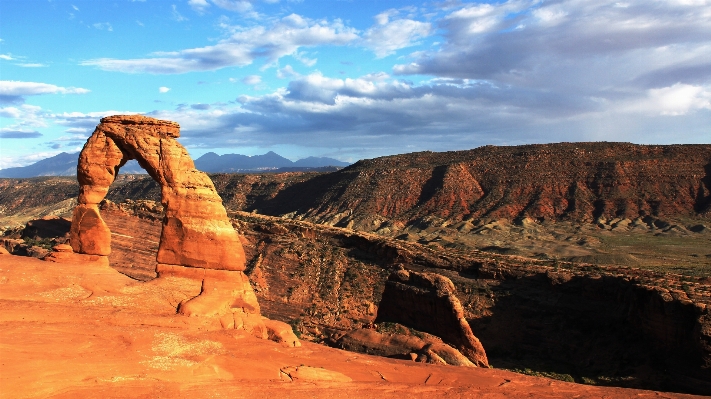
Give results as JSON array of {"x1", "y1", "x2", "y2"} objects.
[{"x1": 253, "y1": 143, "x2": 711, "y2": 227}]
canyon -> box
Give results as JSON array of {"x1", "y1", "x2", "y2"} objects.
[{"x1": 1, "y1": 139, "x2": 710, "y2": 397}]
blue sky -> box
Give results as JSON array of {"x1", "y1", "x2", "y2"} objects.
[{"x1": 1, "y1": 0, "x2": 710, "y2": 169}]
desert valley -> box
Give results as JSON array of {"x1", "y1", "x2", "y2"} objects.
[{"x1": 0, "y1": 116, "x2": 709, "y2": 398}]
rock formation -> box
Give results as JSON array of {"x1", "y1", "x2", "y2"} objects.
[
  {"x1": 249, "y1": 142, "x2": 711, "y2": 227},
  {"x1": 334, "y1": 327, "x2": 476, "y2": 367},
  {"x1": 375, "y1": 268, "x2": 489, "y2": 367},
  {"x1": 68, "y1": 115, "x2": 272, "y2": 336}
]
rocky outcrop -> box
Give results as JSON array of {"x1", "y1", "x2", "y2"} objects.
[
  {"x1": 334, "y1": 327, "x2": 476, "y2": 367},
  {"x1": 71, "y1": 115, "x2": 244, "y2": 272},
  {"x1": 67, "y1": 115, "x2": 290, "y2": 341},
  {"x1": 375, "y1": 269, "x2": 489, "y2": 367}
]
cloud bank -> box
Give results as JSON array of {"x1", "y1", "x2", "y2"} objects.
[
  {"x1": 81, "y1": 14, "x2": 359, "y2": 73},
  {"x1": 0, "y1": 81, "x2": 90, "y2": 104}
]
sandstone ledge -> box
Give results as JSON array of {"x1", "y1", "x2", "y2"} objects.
[{"x1": 1, "y1": 254, "x2": 703, "y2": 399}]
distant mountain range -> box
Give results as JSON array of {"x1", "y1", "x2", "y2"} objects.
[
  {"x1": 193, "y1": 151, "x2": 349, "y2": 172},
  {"x1": 0, "y1": 151, "x2": 350, "y2": 178}
]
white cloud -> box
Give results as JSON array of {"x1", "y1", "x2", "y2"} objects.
[
  {"x1": 172, "y1": 4, "x2": 188, "y2": 22},
  {"x1": 159, "y1": 86, "x2": 171, "y2": 93},
  {"x1": 0, "y1": 54, "x2": 15, "y2": 61},
  {"x1": 92, "y1": 22, "x2": 113, "y2": 31},
  {"x1": 17, "y1": 63, "x2": 47, "y2": 68},
  {"x1": 81, "y1": 14, "x2": 358, "y2": 74},
  {"x1": 391, "y1": 0, "x2": 711, "y2": 126},
  {"x1": 0, "y1": 104, "x2": 48, "y2": 134},
  {"x1": 276, "y1": 65, "x2": 300, "y2": 79},
  {"x1": 242, "y1": 75, "x2": 262, "y2": 85},
  {"x1": 292, "y1": 51, "x2": 317, "y2": 67},
  {"x1": 640, "y1": 83, "x2": 711, "y2": 115},
  {"x1": 0, "y1": 150, "x2": 66, "y2": 169},
  {"x1": 363, "y1": 18, "x2": 432, "y2": 58},
  {"x1": 72, "y1": 4, "x2": 79, "y2": 11},
  {"x1": 212, "y1": 0, "x2": 253, "y2": 13},
  {"x1": 188, "y1": 0, "x2": 210, "y2": 13},
  {"x1": 0, "y1": 81, "x2": 90, "y2": 104},
  {"x1": 374, "y1": 9, "x2": 398, "y2": 25}
]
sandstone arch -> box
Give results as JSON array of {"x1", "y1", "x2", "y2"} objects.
[
  {"x1": 69, "y1": 115, "x2": 270, "y2": 325},
  {"x1": 70, "y1": 115, "x2": 245, "y2": 271}
]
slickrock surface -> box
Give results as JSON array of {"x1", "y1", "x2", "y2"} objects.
[
  {"x1": 0, "y1": 254, "x2": 704, "y2": 399},
  {"x1": 80, "y1": 205, "x2": 711, "y2": 394},
  {"x1": 376, "y1": 269, "x2": 489, "y2": 368}
]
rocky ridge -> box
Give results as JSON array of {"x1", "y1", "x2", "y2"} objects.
[{"x1": 251, "y1": 142, "x2": 711, "y2": 229}]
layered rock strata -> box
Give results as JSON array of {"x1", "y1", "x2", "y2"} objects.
[
  {"x1": 68, "y1": 115, "x2": 273, "y2": 337},
  {"x1": 375, "y1": 268, "x2": 489, "y2": 367},
  {"x1": 250, "y1": 143, "x2": 711, "y2": 227}
]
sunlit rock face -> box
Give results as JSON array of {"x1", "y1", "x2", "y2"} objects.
[
  {"x1": 69, "y1": 115, "x2": 281, "y2": 339},
  {"x1": 71, "y1": 115, "x2": 245, "y2": 272}
]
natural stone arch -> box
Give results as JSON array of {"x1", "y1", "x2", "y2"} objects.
[
  {"x1": 69, "y1": 115, "x2": 275, "y2": 326},
  {"x1": 70, "y1": 115, "x2": 245, "y2": 272}
]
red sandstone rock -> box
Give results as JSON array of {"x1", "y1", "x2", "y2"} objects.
[
  {"x1": 263, "y1": 319, "x2": 302, "y2": 347},
  {"x1": 335, "y1": 327, "x2": 475, "y2": 367},
  {"x1": 1, "y1": 247, "x2": 705, "y2": 398},
  {"x1": 72, "y1": 115, "x2": 244, "y2": 271},
  {"x1": 70, "y1": 204, "x2": 111, "y2": 255},
  {"x1": 67, "y1": 115, "x2": 291, "y2": 342},
  {"x1": 251, "y1": 142, "x2": 711, "y2": 228},
  {"x1": 375, "y1": 269, "x2": 489, "y2": 367},
  {"x1": 52, "y1": 244, "x2": 73, "y2": 253},
  {"x1": 280, "y1": 366, "x2": 352, "y2": 382}
]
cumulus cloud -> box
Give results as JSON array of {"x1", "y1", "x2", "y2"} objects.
[
  {"x1": 276, "y1": 65, "x2": 299, "y2": 79},
  {"x1": 241, "y1": 75, "x2": 262, "y2": 85},
  {"x1": 188, "y1": 0, "x2": 210, "y2": 13},
  {"x1": 0, "y1": 81, "x2": 90, "y2": 104},
  {"x1": 159, "y1": 86, "x2": 170, "y2": 93},
  {"x1": 144, "y1": 73, "x2": 564, "y2": 152},
  {"x1": 81, "y1": 14, "x2": 358, "y2": 74},
  {"x1": 92, "y1": 22, "x2": 113, "y2": 31},
  {"x1": 396, "y1": 0, "x2": 711, "y2": 83},
  {"x1": 363, "y1": 11, "x2": 432, "y2": 58},
  {"x1": 0, "y1": 54, "x2": 15, "y2": 61},
  {"x1": 632, "y1": 83, "x2": 711, "y2": 116},
  {"x1": 391, "y1": 0, "x2": 711, "y2": 126},
  {"x1": 140, "y1": 62, "x2": 708, "y2": 159}
]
